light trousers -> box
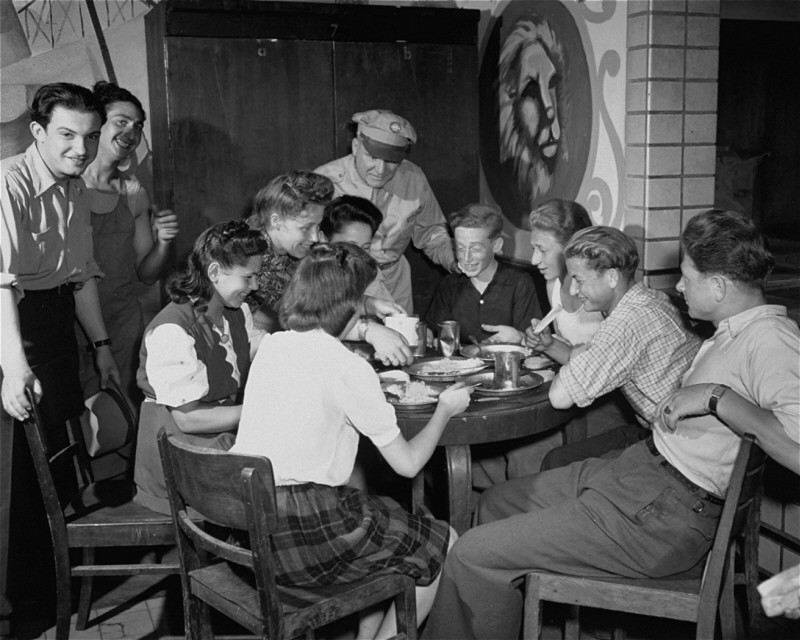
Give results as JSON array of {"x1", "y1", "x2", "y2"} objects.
[{"x1": 422, "y1": 441, "x2": 722, "y2": 640}]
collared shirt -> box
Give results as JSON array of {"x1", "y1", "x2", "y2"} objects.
[
  {"x1": 655, "y1": 305, "x2": 800, "y2": 495},
  {"x1": 425, "y1": 261, "x2": 542, "y2": 343},
  {"x1": 558, "y1": 282, "x2": 701, "y2": 425},
  {"x1": 315, "y1": 154, "x2": 455, "y2": 269},
  {"x1": 247, "y1": 231, "x2": 298, "y2": 314},
  {"x1": 1, "y1": 143, "x2": 101, "y2": 300}
]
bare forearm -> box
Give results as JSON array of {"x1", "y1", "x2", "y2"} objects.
[
  {"x1": 716, "y1": 391, "x2": 800, "y2": 475},
  {"x1": 381, "y1": 407, "x2": 452, "y2": 478},
  {"x1": 404, "y1": 407, "x2": 452, "y2": 474},
  {"x1": 171, "y1": 403, "x2": 241, "y2": 434},
  {"x1": 136, "y1": 241, "x2": 171, "y2": 285},
  {"x1": 541, "y1": 339, "x2": 572, "y2": 365},
  {"x1": 74, "y1": 278, "x2": 110, "y2": 342},
  {"x1": 0, "y1": 288, "x2": 26, "y2": 373}
]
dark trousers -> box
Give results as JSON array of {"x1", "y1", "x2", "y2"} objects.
[{"x1": 5, "y1": 287, "x2": 83, "y2": 618}]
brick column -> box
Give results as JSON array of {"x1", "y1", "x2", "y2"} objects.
[{"x1": 624, "y1": 0, "x2": 720, "y2": 288}]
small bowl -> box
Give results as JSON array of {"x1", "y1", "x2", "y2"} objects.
[{"x1": 378, "y1": 370, "x2": 411, "y2": 383}]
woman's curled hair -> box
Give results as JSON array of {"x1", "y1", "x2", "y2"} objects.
[{"x1": 167, "y1": 220, "x2": 267, "y2": 309}]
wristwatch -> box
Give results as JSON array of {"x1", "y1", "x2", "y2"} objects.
[{"x1": 707, "y1": 384, "x2": 730, "y2": 417}]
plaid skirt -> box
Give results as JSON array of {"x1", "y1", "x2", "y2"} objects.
[{"x1": 271, "y1": 483, "x2": 450, "y2": 587}]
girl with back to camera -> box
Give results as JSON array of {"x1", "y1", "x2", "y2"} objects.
[
  {"x1": 232, "y1": 242, "x2": 471, "y2": 639},
  {"x1": 133, "y1": 221, "x2": 266, "y2": 515}
]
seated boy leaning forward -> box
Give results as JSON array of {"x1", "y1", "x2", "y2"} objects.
[
  {"x1": 421, "y1": 209, "x2": 800, "y2": 640},
  {"x1": 525, "y1": 226, "x2": 702, "y2": 470},
  {"x1": 425, "y1": 203, "x2": 542, "y2": 345}
]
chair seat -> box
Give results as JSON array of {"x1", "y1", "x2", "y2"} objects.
[
  {"x1": 65, "y1": 478, "x2": 176, "y2": 547},
  {"x1": 531, "y1": 573, "x2": 702, "y2": 621},
  {"x1": 190, "y1": 561, "x2": 413, "y2": 637}
]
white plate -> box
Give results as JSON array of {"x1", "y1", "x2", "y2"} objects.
[
  {"x1": 406, "y1": 356, "x2": 488, "y2": 382},
  {"x1": 382, "y1": 380, "x2": 444, "y2": 410}
]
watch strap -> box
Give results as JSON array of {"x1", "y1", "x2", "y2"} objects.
[{"x1": 707, "y1": 384, "x2": 730, "y2": 417}]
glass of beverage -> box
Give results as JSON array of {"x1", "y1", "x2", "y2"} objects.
[
  {"x1": 438, "y1": 321, "x2": 460, "y2": 358},
  {"x1": 494, "y1": 351, "x2": 521, "y2": 389}
]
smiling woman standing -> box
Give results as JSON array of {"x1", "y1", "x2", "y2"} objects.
[
  {"x1": 80, "y1": 81, "x2": 179, "y2": 403},
  {"x1": 133, "y1": 221, "x2": 266, "y2": 515},
  {"x1": 245, "y1": 171, "x2": 333, "y2": 331}
]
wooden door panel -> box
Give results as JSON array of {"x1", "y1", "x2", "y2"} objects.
[
  {"x1": 331, "y1": 41, "x2": 478, "y2": 217},
  {"x1": 164, "y1": 37, "x2": 334, "y2": 259}
]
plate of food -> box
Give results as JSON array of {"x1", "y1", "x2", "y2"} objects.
[
  {"x1": 405, "y1": 356, "x2": 488, "y2": 381},
  {"x1": 460, "y1": 342, "x2": 529, "y2": 363},
  {"x1": 523, "y1": 354, "x2": 556, "y2": 371},
  {"x1": 463, "y1": 371, "x2": 544, "y2": 396},
  {"x1": 382, "y1": 380, "x2": 445, "y2": 410}
]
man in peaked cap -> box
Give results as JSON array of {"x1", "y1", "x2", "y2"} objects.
[{"x1": 316, "y1": 109, "x2": 458, "y2": 313}]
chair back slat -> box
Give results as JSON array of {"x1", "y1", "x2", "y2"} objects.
[
  {"x1": 159, "y1": 433, "x2": 278, "y2": 529},
  {"x1": 22, "y1": 392, "x2": 71, "y2": 538},
  {"x1": 697, "y1": 435, "x2": 766, "y2": 623},
  {"x1": 175, "y1": 510, "x2": 255, "y2": 567}
]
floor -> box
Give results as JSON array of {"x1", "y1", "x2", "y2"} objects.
[{"x1": 9, "y1": 570, "x2": 800, "y2": 640}]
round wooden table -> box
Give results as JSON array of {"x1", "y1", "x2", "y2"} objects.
[{"x1": 395, "y1": 382, "x2": 576, "y2": 534}]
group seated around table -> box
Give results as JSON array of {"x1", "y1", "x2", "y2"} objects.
[
  {"x1": 87, "y1": 197, "x2": 800, "y2": 640},
  {"x1": 420, "y1": 209, "x2": 800, "y2": 640}
]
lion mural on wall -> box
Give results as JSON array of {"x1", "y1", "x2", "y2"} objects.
[
  {"x1": 480, "y1": 1, "x2": 592, "y2": 230},
  {"x1": 498, "y1": 16, "x2": 566, "y2": 206}
]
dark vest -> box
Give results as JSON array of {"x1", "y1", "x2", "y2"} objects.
[{"x1": 137, "y1": 302, "x2": 250, "y2": 404}]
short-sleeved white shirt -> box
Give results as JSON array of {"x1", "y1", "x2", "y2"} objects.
[{"x1": 232, "y1": 329, "x2": 401, "y2": 486}]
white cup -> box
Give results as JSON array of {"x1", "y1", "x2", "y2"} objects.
[{"x1": 384, "y1": 314, "x2": 419, "y2": 347}]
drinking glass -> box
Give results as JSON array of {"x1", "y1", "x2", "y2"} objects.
[
  {"x1": 494, "y1": 351, "x2": 521, "y2": 389},
  {"x1": 438, "y1": 321, "x2": 460, "y2": 358}
]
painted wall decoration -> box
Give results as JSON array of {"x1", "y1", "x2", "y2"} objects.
[
  {"x1": 478, "y1": 0, "x2": 627, "y2": 253},
  {"x1": 480, "y1": 0, "x2": 592, "y2": 230}
]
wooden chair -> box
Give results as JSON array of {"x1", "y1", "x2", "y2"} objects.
[
  {"x1": 22, "y1": 389, "x2": 180, "y2": 640},
  {"x1": 522, "y1": 434, "x2": 767, "y2": 640},
  {"x1": 157, "y1": 429, "x2": 418, "y2": 639}
]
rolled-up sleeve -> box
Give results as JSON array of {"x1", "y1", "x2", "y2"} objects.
[
  {"x1": 0, "y1": 175, "x2": 24, "y2": 299},
  {"x1": 411, "y1": 177, "x2": 455, "y2": 270}
]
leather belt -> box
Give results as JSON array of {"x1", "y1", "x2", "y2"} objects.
[
  {"x1": 24, "y1": 282, "x2": 75, "y2": 297},
  {"x1": 645, "y1": 437, "x2": 724, "y2": 506}
]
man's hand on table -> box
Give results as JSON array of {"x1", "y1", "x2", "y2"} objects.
[
  {"x1": 365, "y1": 323, "x2": 414, "y2": 367},
  {"x1": 482, "y1": 324, "x2": 525, "y2": 344}
]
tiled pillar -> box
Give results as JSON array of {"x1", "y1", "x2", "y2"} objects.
[{"x1": 624, "y1": 0, "x2": 720, "y2": 289}]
